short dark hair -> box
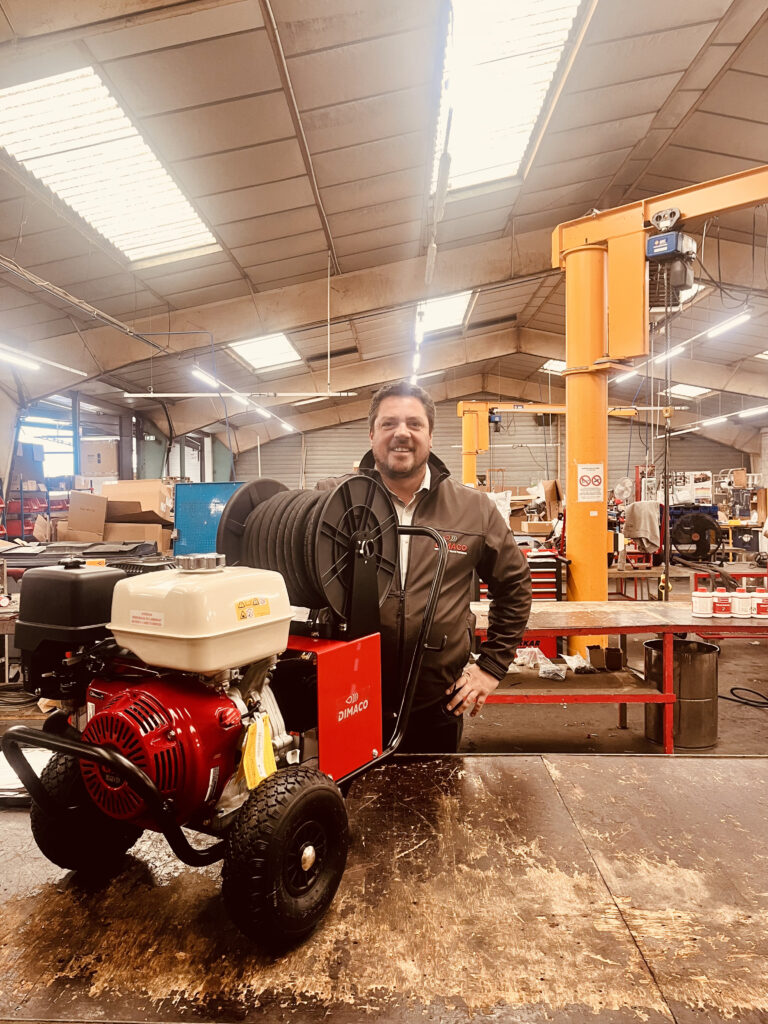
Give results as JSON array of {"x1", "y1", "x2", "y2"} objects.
[{"x1": 368, "y1": 382, "x2": 435, "y2": 433}]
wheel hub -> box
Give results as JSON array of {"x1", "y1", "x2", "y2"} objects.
[{"x1": 301, "y1": 844, "x2": 316, "y2": 871}]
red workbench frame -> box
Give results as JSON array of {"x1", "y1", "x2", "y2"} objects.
[{"x1": 477, "y1": 601, "x2": 765, "y2": 754}]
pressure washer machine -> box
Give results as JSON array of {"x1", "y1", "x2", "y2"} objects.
[{"x1": 2, "y1": 476, "x2": 447, "y2": 948}]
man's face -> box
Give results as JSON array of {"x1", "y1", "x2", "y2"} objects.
[{"x1": 370, "y1": 396, "x2": 432, "y2": 481}]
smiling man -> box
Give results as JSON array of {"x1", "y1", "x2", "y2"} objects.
[{"x1": 344, "y1": 381, "x2": 532, "y2": 753}]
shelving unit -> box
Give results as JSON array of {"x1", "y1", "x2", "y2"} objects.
[{"x1": 3, "y1": 483, "x2": 49, "y2": 539}]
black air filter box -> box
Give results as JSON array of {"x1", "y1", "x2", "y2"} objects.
[{"x1": 15, "y1": 562, "x2": 127, "y2": 653}]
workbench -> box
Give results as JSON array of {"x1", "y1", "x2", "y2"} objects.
[
  {"x1": 607, "y1": 564, "x2": 692, "y2": 600},
  {"x1": 474, "y1": 600, "x2": 766, "y2": 754},
  {"x1": 1, "y1": 754, "x2": 766, "y2": 1023}
]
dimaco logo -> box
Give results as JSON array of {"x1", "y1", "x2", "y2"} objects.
[
  {"x1": 436, "y1": 532, "x2": 468, "y2": 554},
  {"x1": 339, "y1": 691, "x2": 369, "y2": 722}
]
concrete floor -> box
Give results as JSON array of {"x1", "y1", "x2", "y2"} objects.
[{"x1": 1, "y1": 624, "x2": 767, "y2": 1023}]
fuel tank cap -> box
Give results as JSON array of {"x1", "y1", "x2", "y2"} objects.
[{"x1": 177, "y1": 553, "x2": 226, "y2": 572}]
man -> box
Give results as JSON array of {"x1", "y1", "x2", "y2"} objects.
[{"x1": 340, "y1": 381, "x2": 532, "y2": 753}]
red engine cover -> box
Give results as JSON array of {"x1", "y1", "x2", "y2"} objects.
[{"x1": 80, "y1": 676, "x2": 241, "y2": 827}]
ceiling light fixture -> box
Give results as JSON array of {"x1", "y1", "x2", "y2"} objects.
[
  {"x1": 191, "y1": 367, "x2": 219, "y2": 387},
  {"x1": 293, "y1": 397, "x2": 328, "y2": 407},
  {"x1": 738, "y1": 405, "x2": 768, "y2": 419},
  {"x1": 701, "y1": 416, "x2": 729, "y2": 426},
  {"x1": 653, "y1": 344, "x2": 687, "y2": 364},
  {"x1": 706, "y1": 310, "x2": 751, "y2": 339},
  {"x1": 0, "y1": 67, "x2": 218, "y2": 264},
  {"x1": 0, "y1": 348, "x2": 40, "y2": 371},
  {"x1": 611, "y1": 309, "x2": 756, "y2": 385}
]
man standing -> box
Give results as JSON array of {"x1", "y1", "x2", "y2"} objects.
[{"x1": 352, "y1": 381, "x2": 532, "y2": 753}]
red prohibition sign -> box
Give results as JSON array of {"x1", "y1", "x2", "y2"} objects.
[
  {"x1": 591, "y1": 474, "x2": 602, "y2": 486},
  {"x1": 579, "y1": 474, "x2": 591, "y2": 486}
]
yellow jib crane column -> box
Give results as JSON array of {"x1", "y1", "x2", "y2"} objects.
[{"x1": 563, "y1": 244, "x2": 609, "y2": 653}]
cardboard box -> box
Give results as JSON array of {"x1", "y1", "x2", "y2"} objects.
[
  {"x1": 732, "y1": 468, "x2": 748, "y2": 488},
  {"x1": 103, "y1": 523, "x2": 173, "y2": 553},
  {"x1": 75, "y1": 475, "x2": 119, "y2": 494},
  {"x1": 542, "y1": 479, "x2": 563, "y2": 521},
  {"x1": 101, "y1": 480, "x2": 174, "y2": 521},
  {"x1": 757, "y1": 488, "x2": 767, "y2": 525},
  {"x1": 33, "y1": 515, "x2": 51, "y2": 543},
  {"x1": 56, "y1": 520, "x2": 103, "y2": 544},
  {"x1": 519, "y1": 520, "x2": 553, "y2": 535},
  {"x1": 68, "y1": 491, "x2": 108, "y2": 537},
  {"x1": 80, "y1": 440, "x2": 118, "y2": 477}
]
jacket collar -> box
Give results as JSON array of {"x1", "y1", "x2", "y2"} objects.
[{"x1": 359, "y1": 449, "x2": 450, "y2": 493}]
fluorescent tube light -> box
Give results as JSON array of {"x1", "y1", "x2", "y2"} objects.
[
  {"x1": 668, "y1": 427, "x2": 700, "y2": 437},
  {"x1": 413, "y1": 351, "x2": 421, "y2": 371},
  {"x1": 706, "y1": 311, "x2": 751, "y2": 339},
  {"x1": 614, "y1": 370, "x2": 640, "y2": 383},
  {"x1": 654, "y1": 344, "x2": 686, "y2": 364},
  {"x1": 293, "y1": 396, "x2": 328, "y2": 407},
  {"x1": 701, "y1": 416, "x2": 728, "y2": 426},
  {"x1": 755, "y1": 351, "x2": 768, "y2": 360},
  {"x1": 0, "y1": 68, "x2": 218, "y2": 264},
  {"x1": 738, "y1": 405, "x2": 768, "y2": 419},
  {"x1": 281, "y1": 422, "x2": 295, "y2": 432},
  {"x1": 191, "y1": 367, "x2": 218, "y2": 387},
  {"x1": 0, "y1": 348, "x2": 40, "y2": 370},
  {"x1": 432, "y1": 0, "x2": 581, "y2": 191}
]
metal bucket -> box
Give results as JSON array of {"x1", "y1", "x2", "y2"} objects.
[{"x1": 644, "y1": 638, "x2": 719, "y2": 749}]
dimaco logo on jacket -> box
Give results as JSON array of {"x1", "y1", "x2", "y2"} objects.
[{"x1": 434, "y1": 532, "x2": 468, "y2": 554}]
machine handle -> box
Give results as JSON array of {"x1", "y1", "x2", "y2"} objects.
[
  {"x1": 337, "y1": 525, "x2": 448, "y2": 785},
  {"x1": 1, "y1": 726, "x2": 225, "y2": 867}
]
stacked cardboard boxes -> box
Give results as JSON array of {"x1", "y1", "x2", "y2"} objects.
[{"x1": 58, "y1": 480, "x2": 174, "y2": 553}]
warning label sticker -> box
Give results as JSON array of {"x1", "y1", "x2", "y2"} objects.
[
  {"x1": 577, "y1": 463, "x2": 604, "y2": 502},
  {"x1": 129, "y1": 609, "x2": 165, "y2": 628},
  {"x1": 235, "y1": 597, "x2": 271, "y2": 621}
]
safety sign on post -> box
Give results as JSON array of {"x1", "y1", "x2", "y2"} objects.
[{"x1": 577, "y1": 463, "x2": 604, "y2": 502}]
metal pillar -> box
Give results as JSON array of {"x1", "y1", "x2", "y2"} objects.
[
  {"x1": 70, "y1": 392, "x2": 80, "y2": 476},
  {"x1": 563, "y1": 244, "x2": 609, "y2": 653}
]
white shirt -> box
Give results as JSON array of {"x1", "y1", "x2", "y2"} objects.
[{"x1": 386, "y1": 464, "x2": 431, "y2": 587}]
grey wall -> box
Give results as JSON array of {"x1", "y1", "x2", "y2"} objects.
[{"x1": 234, "y1": 399, "x2": 749, "y2": 492}]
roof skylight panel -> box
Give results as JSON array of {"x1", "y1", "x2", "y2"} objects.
[
  {"x1": 0, "y1": 67, "x2": 219, "y2": 264},
  {"x1": 229, "y1": 333, "x2": 303, "y2": 372},
  {"x1": 434, "y1": 0, "x2": 582, "y2": 192}
]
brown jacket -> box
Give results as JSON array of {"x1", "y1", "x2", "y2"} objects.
[{"x1": 320, "y1": 451, "x2": 532, "y2": 712}]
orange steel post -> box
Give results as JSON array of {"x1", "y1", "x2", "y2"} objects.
[
  {"x1": 563, "y1": 244, "x2": 609, "y2": 654},
  {"x1": 457, "y1": 401, "x2": 488, "y2": 487}
]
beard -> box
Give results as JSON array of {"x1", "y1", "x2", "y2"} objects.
[{"x1": 376, "y1": 447, "x2": 428, "y2": 479}]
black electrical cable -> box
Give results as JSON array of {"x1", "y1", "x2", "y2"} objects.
[{"x1": 719, "y1": 687, "x2": 768, "y2": 708}]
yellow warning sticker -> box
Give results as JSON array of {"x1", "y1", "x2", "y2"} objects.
[{"x1": 235, "y1": 596, "x2": 271, "y2": 621}]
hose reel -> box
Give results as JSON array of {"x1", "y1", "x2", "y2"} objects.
[{"x1": 217, "y1": 476, "x2": 398, "y2": 638}]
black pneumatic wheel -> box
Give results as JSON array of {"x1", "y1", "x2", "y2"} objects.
[
  {"x1": 221, "y1": 766, "x2": 349, "y2": 947},
  {"x1": 30, "y1": 753, "x2": 143, "y2": 874}
]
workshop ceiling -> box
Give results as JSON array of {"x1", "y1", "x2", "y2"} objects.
[{"x1": 1, "y1": 0, "x2": 768, "y2": 452}]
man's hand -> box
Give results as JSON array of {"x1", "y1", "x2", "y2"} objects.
[{"x1": 445, "y1": 663, "x2": 499, "y2": 717}]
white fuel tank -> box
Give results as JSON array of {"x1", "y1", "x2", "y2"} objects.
[{"x1": 109, "y1": 555, "x2": 292, "y2": 673}]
